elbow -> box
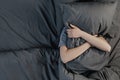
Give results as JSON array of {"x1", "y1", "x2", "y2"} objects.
[
  {"x1": 62, "y1": 60, "x2": 67, "y2": 64},
  {"x1": 61, "y1": 57, "x2": 69, "y2": 64},
  {"x1": 60, "y1": 53, "x2": 69, "y2": 63},
  {"x1": 60, "y1": 48, "x2": 69, "y2": 64}
]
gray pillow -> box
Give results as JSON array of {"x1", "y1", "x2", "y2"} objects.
[
  {"x1": 61, "y1": 2, "x2": 117, "y2": 35},
  {"x1": 60, "y1": 2, "x2": 117, "y2": 74}
]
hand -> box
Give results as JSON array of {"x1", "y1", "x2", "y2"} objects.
[
  {"x1": 93, "y1": 35, "x2": 105, "y2": 40},
  {"x1": 97, "y1": 36, "x2": 107, "y2": 42},
  {"x1": 93, "y1": 35, "x2": 98, "y2": 37},
  {"x1": 66, "y1": 24, "x2": 83, "y2": 38}
]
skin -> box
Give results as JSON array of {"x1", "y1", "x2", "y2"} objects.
[{"x1": 60, "y1": 24, "x2": 111, "y2": 63}]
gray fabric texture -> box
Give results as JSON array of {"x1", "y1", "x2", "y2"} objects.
[{"x1": 59, "y1": 1, "x2": 117, "y2": 74}]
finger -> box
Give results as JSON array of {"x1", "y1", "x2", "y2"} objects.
[
  {"x1": 67, "y1": 31, "x2": 71, "y2": 35},
  {"x1": 66, "y1": 31, "x2": 69, "y2": 34},
  {"x1": 68, "y1": 34, "x2": 72, "y2": 38},
  {"x1": 70, "y1": 24, "x2": 77, "y2": 28},
  {"x1": 98, "y1": 36, "x2": 105, "y2": 40},
  {"x1": 93, "y1": 35, "x2": 98, "y2": 37},
  {"x1": 67, "y1": 32, "x2": 73, "y2": 38},
  {"x1": 67, "y1": 29, "x2": 71, "y2": 32}
]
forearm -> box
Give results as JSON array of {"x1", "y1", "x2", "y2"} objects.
[
  {"x1": 81, "y1": 31, "x2": 111, "y2": 52},
  {"x1": 60, "y1": 42, "x2": 91, "y2": 63}
]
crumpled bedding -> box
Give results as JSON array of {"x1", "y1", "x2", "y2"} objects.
[
  {"x1": 59, "y1": 22, "x2": 120, "y2": 80},
  {"x1": 0, "y1": 0, "x2": 60, "y2": 51},
  {"x1": 0, "y1": 48, "x2": 59, "y2": 80},
  {"x1": 58, "y1": 1, "x2": 117, "y2": 74},
  {"x1": 59, "y1": 26, "x2": 110, "y2": 74},
  {"x1": 0, "y1": 0, "x2": 120, "y2": 80}
]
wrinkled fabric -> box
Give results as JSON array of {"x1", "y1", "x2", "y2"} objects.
[
  {"x1": 0, "y1": 0, "x2": 60, "y2": 51},
  {"x1": 0, "y1": 48, "x2": 59, "y2": 80},
  {"x1": 59, "y1": 26, "x2": 110, "y2": 74},
  {"x1": 59, "y1": 22, "x2": 120, "y2": 80},
  {"x1": 0, "y1": 0, "x2": 120, "y2": 80},
  {"x1": 58, "y1": 2, "x2": 117, "y2": 74},
  {"x1": 61, "y1": 2, "x2": 117, "y2": 35}
]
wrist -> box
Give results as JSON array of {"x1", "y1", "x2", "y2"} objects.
[
  {"x1": 85, "y1": 42, "x2": 91, "y2": 48},
  {"x1": 80, "y1": 30, "x2": 86, "y2": 38}
]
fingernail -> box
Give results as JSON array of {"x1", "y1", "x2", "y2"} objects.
[{"x1": 70, "y1": 24, "x2": 72, "y2": 26}]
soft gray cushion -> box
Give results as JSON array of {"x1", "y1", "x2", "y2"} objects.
[
  {"x1": 60, "y1": 2, "x2": 117, "y2": 74},
  {"x1": 61, "y1": 2, "x2": 117, "y2": 35}
]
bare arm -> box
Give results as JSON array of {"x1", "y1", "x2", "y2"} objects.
[
  {"x1": 81, "y1": 31, "x2": 111, "y2": 52},
  {"x1": 60, "y1": 42, "x2": 91, "y2": 63},
  {"x1": 67, "y1": 24, "x2": 111, "y2": 52}
]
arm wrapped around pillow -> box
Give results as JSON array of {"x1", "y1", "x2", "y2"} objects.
[{"x1": 59, "y1": 1, "x2": 117, "y2": 74}]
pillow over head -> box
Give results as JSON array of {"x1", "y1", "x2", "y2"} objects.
[{"x1": 61, "y1": 2, "x2": 117, "y2": 35}]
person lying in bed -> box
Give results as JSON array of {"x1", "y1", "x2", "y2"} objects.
[
  {"x1": 59, "y1": 23, "x2": 111, "y2": 74},
  {"x1": 60, "y1": 23, "x2": 111, "y2": 63},
  {"x1": 58, "y1": 2, "x2": 117, "y2": 74}
]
